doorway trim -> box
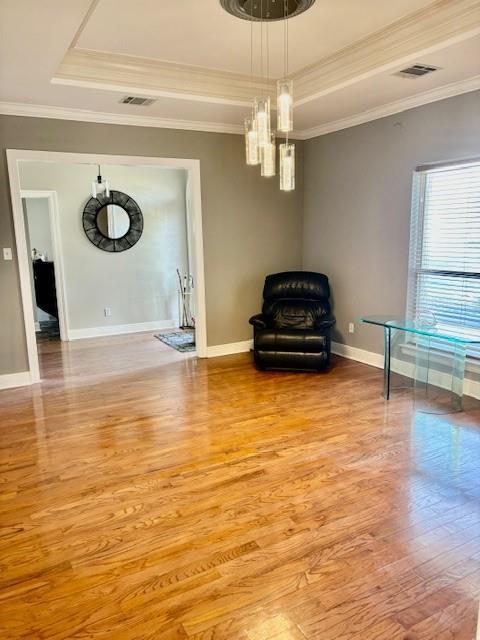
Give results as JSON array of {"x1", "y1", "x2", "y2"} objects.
[
  {"x1": 7, "y1": 149, "x2": 207, "y2": 384},
  {"x1": 21, "y1": 190, "x2": 69, "y2": 343}
]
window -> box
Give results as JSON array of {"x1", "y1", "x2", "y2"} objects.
[{"x1": 407, "y1": 161, "x2": 480, "y2": 341}]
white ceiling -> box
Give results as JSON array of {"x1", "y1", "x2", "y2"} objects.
[
  {"x1": 0, "y1": 0, "x2": 479, "y2": 137},
  {"x1": 76, "y1": 0, "x2": 436, "y2": 76}
]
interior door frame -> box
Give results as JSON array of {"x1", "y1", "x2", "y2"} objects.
[
  {"x1": 7, "y1": 149, "x2": 208, "y2": 384},
  {"x1": 21, "y1": 190, "x2": 69, "y2": 343}
]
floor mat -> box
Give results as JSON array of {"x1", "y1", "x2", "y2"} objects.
[{"x1": 154, "y1": 329, "x2": 195, "y2": 352}]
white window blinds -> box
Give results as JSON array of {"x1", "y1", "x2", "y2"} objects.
[{"x1": 407, "y1": 161, "x2": 480, "y2": 341}]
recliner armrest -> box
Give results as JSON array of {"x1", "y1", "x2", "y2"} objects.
[
  {"x1": 249, "y1": 313, "x2": 269, "y2": 329},
  {"x1": 316, "y1": 315, "x2": 336, "y2": 332}
]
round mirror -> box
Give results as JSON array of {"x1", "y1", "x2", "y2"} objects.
[
  {"x1": 96, "y1": 204, "x2": 131, "y2": 239},
  {"x1": 83, "y1": 190, "x2": 143, "y2": 252}
]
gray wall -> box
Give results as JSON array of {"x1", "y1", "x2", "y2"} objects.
[
  {"x1": 303, "y1": 90, "x2": 480, "y2": 355},
  {"x1": 20, "y1": 162, "x2": 188, "y2": 333},
  {"x1": 3, "y1": 91, "x2": 478, "y2": 377},
  {"x1": 0, "y1": 116, "x2": 303, "y2": 374}
]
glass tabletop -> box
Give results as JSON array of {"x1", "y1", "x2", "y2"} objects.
[{"x1": 361, "y1": 315, "x2": 480, "y2": 345}]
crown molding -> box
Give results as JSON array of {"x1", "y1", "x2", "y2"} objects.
[
  {"x1": 53, "y1": 48, "x2": 276, "y2": 107},
  {"x1": 294, "y1": 0, "x2": 480, "y2": 104},
  {"x1": 298, "y1": 74, "x2": 480, "y2": 139},
  {"x1": 0, "y1": 101, "x2": 305, "y2": 139},
  {"x1": 1, "y1": 76, "x2": 478, "y2": 139},
  {"x1": 0, "y1": 101, "x2": 245, "y2": 135}
]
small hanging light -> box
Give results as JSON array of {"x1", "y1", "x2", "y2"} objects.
[
  {"x1": 277, "y1": 79, "x2": 293, "y2": 133},
  {"x1": 254, "y1": 96, "x2": 271, "y2": 148},
  {"x1": 253, "y1": 0, "x2": 272, "y2": 149},
  {"x1": 279, "y1": 142, "x2": 295, "y2": 191},
  {"x1": 92, "y1": 165, "x2": 110, "y2": 199},
  {"x1": 261, "y1": 132, "x2": 276, "y2": 177},
  {"x1": 244, "y1": 117, "x2": 260, "y2": 165}
]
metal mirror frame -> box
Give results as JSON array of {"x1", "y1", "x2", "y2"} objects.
[{"x1": 82, "y1": 190, "x2": 144, "y2": 252}]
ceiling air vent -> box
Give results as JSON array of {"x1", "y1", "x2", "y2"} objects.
[
  {"x1": 397, "y1": 64, "x2": 439, "y2": 78},
  {"x1": 120, "y1": 96, "x2": 156, "y2": 106}
]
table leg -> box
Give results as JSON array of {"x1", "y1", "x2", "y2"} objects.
[
  {"x1": 383, "y1": 326, "x2": 391, "y2": 400},
  {"x1": 451, "y1": 342, "x2": 467, "y2": 412}
]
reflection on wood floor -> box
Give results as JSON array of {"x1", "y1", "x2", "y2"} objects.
[{"x1": 1, "y1": 332, "x2": 480, "y2": 639}]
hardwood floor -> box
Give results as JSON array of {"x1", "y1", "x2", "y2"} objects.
[{"x1": 1, "y1": 333, "x2": 480, "y2": 639}]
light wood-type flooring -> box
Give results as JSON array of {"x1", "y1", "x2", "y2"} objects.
[{"x1": 1, "y1": 332, "x2": 480, "y2": 639}]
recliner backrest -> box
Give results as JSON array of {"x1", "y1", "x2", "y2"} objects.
[
  {"x1": 262, "y1": 271, "x2": 330, "y2": 301},
  {"x1": 261, "y1": 272, "x2": 331, "y2": 330}
]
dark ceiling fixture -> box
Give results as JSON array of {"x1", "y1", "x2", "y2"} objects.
[{"x1": 220, "y1": 0, "x2": 316, "y2": 21}]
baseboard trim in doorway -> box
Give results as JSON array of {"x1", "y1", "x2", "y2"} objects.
[
  {"x1": 0, "y1": 371, "x2": 34, "y2": 391},
  {"x1": 207, "y1": 339, "x2": 253, "y2": 358},
  {"x1": 69, "y1": 320, "x2": 176, "y2": 341}
]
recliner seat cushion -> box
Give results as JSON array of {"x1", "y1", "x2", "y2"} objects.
[{"x1": 254, "y1": 329, "x2": 328, "y2": 353}]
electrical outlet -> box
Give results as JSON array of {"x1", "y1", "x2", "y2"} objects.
[
  {"x1": 348, "y1": 322, "x2": 355, "y2": 334},
  {"x1": 3, "y1": 248, "x2": 12, "y2": 261},
  {"x1": 104, "y1": 307, "x2": 111, "y2": 317}
]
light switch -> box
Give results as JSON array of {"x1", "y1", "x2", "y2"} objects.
[{"x1": 3, "y1": 248, "x2": 13, "y2": 261}]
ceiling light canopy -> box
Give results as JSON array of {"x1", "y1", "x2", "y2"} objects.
[{"x1": 220, "y1": 0, "x2": 316, "y2": 21}]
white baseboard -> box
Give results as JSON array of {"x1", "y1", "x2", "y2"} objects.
[
  {"x1": 0, "y1": 371, "x2": 34, "y2": 390},
  {"x1": 332, "y1": 341, "x2": 480, "y2": 400},
  {"x1": 207, "y1": 339, "x2": 253, "y2": 358},
  {"x1": 332, "y1": 341, "x2": 384, "y2": 369},
  {"x1": 69, "y1": 320, "x2": 176, "y2": 340}
]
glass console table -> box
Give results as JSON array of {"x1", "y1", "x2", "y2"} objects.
[{"x1": 361, "y1": 316, "x2": 479, "y2": 413}]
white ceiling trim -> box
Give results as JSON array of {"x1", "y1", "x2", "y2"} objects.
[
  {"x1": 52, "y1": 0, "x2": 480, "y2": 108},
  {"x1": 2, "y1": 72, "x2": 479, "y2": 141},
  {"x1": 53, "y1": 49, "x2": 276, "y2": 107},
  {"x1": 294, "y1": 0, "x2": 480, "y2": 103},
  {"x1": 0, "y1": 101, "x2": 245, "y2": 135},
  {"x1": 298, "y1": 74, "x2": 480, "y2": 139}
]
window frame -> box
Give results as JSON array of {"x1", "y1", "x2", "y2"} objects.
[{"x1": 406, "y1": 158, "x2": 480, "y2": 355}]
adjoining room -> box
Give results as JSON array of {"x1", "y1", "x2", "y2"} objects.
[
  {"x1": 1, "y1": 1, "x2": 480, "y2": 638},
  {"x1": 7, "y1": 151, "x2": 207, "y2": 384}
]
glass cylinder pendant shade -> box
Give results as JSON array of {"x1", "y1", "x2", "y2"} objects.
[
  {"x1": 261, "y1": 134, "x2": 276, "y2": 177},
  {"x1": 280, "y1": 143, "x2": 295, "y2": 191},
  {"x1": 277, "y1": 79, "x2": 293, "y2": 133},
  {"x1": 92, "y1": 176, "x2": 110, "y2": 199},
  {"x1": 244, "y1": 117, "x2": 259, "y2": 166},
  {"x1": 254, "y1": 96, "x2": 271, "y2": 148}
]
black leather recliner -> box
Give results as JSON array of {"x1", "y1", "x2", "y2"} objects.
[{"x1": 249, "y1": 271, "x2": 335, "y2": 371}]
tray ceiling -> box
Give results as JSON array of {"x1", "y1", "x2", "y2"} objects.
[
  {"x1": 0, "y1": 0, "x2": 479, "y2": 137},
  {"x1": 76, "y1": 0, "x2": 437, "y2": 77}
]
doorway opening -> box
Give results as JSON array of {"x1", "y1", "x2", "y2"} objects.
[
  {"x1": 21, "y1": 191, "x2": 68, "y2": 350},
  {"x1": 8, "y1": 151, "x2": 207, "y2": 385}
]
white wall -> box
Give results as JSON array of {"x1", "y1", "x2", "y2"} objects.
[
  {"x1": 23, "y1": 197, "x2": 54, "y2": 324},
  {"x1": 19, "y1": 162, "x2": 189, "y2": 336},
  {"x1": 25, "y1": 198, "x2": 53, "y2": 260}
]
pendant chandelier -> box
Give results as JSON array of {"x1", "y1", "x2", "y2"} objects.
[
  {"x1": 92, "y1": 164, "x2": 110, "y2": 199},
  {"x1": 222, "y1": 0, "x2": 316, "y2": 191}
]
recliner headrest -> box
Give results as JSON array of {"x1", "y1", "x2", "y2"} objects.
[{"x1": 263, "y1": 271, "x2": 330, "y2": 301}]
